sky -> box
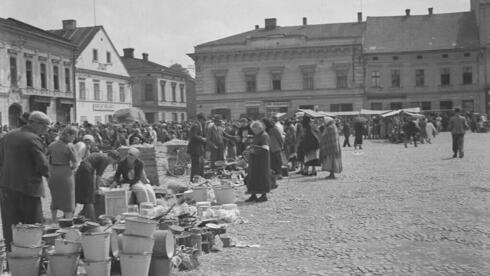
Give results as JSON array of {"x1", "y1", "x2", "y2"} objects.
[{"x1": 2, "y1": 0, "x2": 469, "y2": 76}]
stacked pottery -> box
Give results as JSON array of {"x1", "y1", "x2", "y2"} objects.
[
  {"x1": 8, "y1": 224, "x2": 44, "y2": 276},
  {"x1": 80, "y1": 226, "x2": 111, "y2": 276},
  {"x1": 120, "y1": 216, "x2": 157, "y2": 276}
]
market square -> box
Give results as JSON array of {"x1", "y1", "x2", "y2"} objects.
[{"x1": 1, "y1": 0, "x2": 490, "y2": 275}]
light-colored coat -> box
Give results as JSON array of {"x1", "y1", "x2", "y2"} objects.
[{"x1": 425, "y1": 122, "x2": 437, "y2": 140}]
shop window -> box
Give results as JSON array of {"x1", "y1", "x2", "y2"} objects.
[
  {"x1": 371, "y1": 102, "x2": 383, "y2": 110},
  {"x1": 462, "y1": 100, "x2": 474, "y2": 112},
  {"x1": 181, "y1": 113, "x2": 185, "y2": 122},
  {"x1": 172, "y1": 112, "x2": 178, "y2": 122},
  {"x1": 390, "y1": 102, "x2": 402, "y2": 110},
  {"x1": 94, "y1": 116, "x2": 102, "y2": 123},
  {"x1": 421, "y1": 101, "x2": 431, "y2": 111},
  {"x1": 440, "y1": 100, "x2": 453, "y2": 111},
  {"x1": 25, "y1": 60, "x2": 33, "y2": 87}
]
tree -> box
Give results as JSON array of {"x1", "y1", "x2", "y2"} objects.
[{"x1": 169, "y1": 63, "x2": 190, "y2": 76}]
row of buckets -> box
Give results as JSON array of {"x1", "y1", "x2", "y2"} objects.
[
  {"x1": 7, "y1": 217, "x2": 175, "y2": 276},
  {"x1": 186, "y1": 185, "x2": 236, "y2": 204}
]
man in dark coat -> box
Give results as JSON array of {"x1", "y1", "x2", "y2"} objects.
[
  {"x1": 187, "y1": 113, "x2": 207, "y2": 181},
  {"x1": 0, "y1": 111, "x2": 50, "y2": 249}
]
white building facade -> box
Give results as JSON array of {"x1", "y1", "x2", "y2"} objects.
[{"x1": 51, "y1": 20, "x2": 132, "y2": 123}]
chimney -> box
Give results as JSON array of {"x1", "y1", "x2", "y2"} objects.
[
  {"x1": 62, "y1": 19, "x2": 77, "y2": 30},
  {"x1": 142, "y1": 53, "x2": 148, "y2": 61},
  {"x1": 428, "y1": 7, "x2": 433, "y2": 15},
  {"x1": 255, "y1": 25, "x2": 259, "y2": 30},
  {"x1": 123, "y1": 48, "x2": 134, "y2": 58},
  {"x1": 264, "y1": 18, "x2": 277, "y2": 30},
  {"x1": 302, "y1": 17, "x2": 307, "y2": 25},
  {"x1": 357, "y1": 12, "x2": 362, "y2": 22},
  {"x1": 405, "y1": 9, "x2": 411, "y2": 16}
]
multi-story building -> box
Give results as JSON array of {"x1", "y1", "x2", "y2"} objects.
[
  {"x1": 472, "y1": 0, "x2": 490, "y2": 114},
  {"x1": 50, "y1": 20, "x2": 132, "y2": 123},
  {"x1": 363, "y1": 7, "x2": 484, "y2": 113},
  {"x1": 121, "y1": 48, "x2": 188, "y2": 123},
  {"x1": 0, "y1": 18, "x2": 76, "y2": 127},
  {"x1": 189, "y1": 16, "x2": 366, "y2": 119},
  {"x1": 191, "y1": 0, "x2": 490, "y2": 117}
]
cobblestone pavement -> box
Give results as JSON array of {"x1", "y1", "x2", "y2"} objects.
[{"x1": 176, "y1": 132, "x2": 490, "y2": 276}]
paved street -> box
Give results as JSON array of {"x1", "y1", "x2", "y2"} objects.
[{"x1": 178, "y1": 132, "x2": 490, "y2": 276}]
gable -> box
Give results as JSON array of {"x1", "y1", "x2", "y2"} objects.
[{"x1": 76, "y1": 28, "x2": 129, "y2": 77}]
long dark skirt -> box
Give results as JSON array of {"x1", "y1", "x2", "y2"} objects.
[
  {"x1": 270, "y1": 151, "x2": 283, "y2": 175},
  {"x1": 354, "y1": 131, "x2": 363, "y2": 145},
  {"x1": 75, "y1": 161, "x2": 96, "y2": 204},
  {"x1": 246, "y1": 148, "x2": 271, "y2": 194}
]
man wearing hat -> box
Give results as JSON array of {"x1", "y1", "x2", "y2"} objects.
[
  {"x1": 188, "y1": 113, "x2": 207, "y2": 181},
  {"x1": 0, "y1": 111, "x2": 51, "y2": 249},
  {"x1": 206, "y1": 115, "x2": 225, "y2": 168}
]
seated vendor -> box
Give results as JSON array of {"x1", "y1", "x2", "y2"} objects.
[{"x1": 114, "y1": 147, "x2": 156, "y2": 204}]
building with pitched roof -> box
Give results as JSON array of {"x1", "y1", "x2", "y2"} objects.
[
  {"x1": 50, "y1": 20, "x2": 132, "y2": 123},
  {"x1": 121, "y1": 48, "x2": 189, "y2": 123},
  {"x1": 0, "y1": 18, "x2": 76, "y2": 127},
  {"x1": 190, "y1": 0, "x2": 490, "y2": 117},
  {"x1": 363, "y1": 8, "x2": 484, "y2": 113},
  {"x1": 189, "y1": 16, "x2": 366, "y2": 119}
]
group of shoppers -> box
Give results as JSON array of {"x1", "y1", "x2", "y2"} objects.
[
  {"x1": 188, "y1": 113, "x2": 344, "y2": 203},
  {"x1": 0, "y1": 111, "x2": 158, "y2": 250}
]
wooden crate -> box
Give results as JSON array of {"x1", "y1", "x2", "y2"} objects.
[{"x1": 104, "y1": 189, "x2": 130, "y2": 217}]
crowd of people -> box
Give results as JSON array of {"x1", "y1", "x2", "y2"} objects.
[
  {"x1": 0, "y1": 107, "x2": 475, "y2": 250},
  {"x1": 188, "y1": 113, "x2": 344, "y2": 202}
]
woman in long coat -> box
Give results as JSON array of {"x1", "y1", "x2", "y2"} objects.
[
  {"x1": 245, "y1": 121, "x2": 271, "y2": 202},
  {"x1": 320, "y1": 117, "x2": 343, "y2": 179},
  {"x1": 47, "y1": 126, "x2": 78, "y2": 222},
  {"x1": 299, "y1": 116, "x2": 320, "y2": 176}
]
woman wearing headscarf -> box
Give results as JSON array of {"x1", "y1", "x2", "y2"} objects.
[
  {"x1": 245, "y1": 121, "x2": 271, "y2": 202},
  {"x1": 114, "y1": 147, "x2": 156, "y2": 204},
  {"x1": 47, "y1": 126, "x2": 79, "y2": 222},
  {"x1": 299, "y1": 116, "x2": 320, "y2": 176},
  {"x1": 320, "y1": 117, "x2": 343, "y2": 180}
]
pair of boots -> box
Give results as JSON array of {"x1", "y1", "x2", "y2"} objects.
[{"x1": 245, "y1": 194, "x2": 267, "y2": 202}]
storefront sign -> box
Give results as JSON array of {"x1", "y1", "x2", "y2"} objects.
[{"x1": 93, "y1": 103, "x2": 114, "y2": 111}]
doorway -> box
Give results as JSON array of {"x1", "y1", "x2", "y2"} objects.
[{"x1": 8, "y1": 103, "x2": 22, "y2": 129}]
